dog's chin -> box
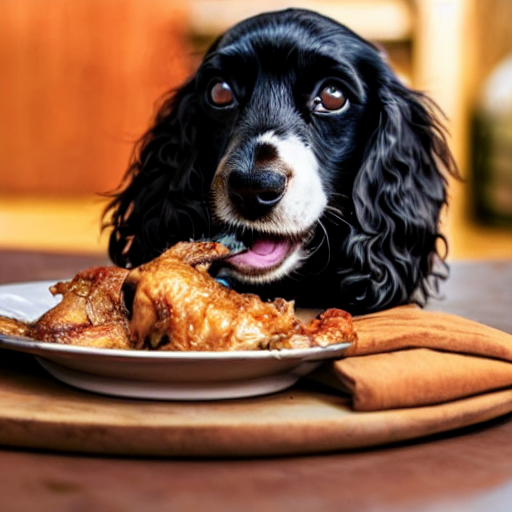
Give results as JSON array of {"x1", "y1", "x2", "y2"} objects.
[{"x1": 217, "y1": 234, "x2": 306, "y2": 284}]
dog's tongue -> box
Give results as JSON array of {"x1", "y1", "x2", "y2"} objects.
[
  {"x1": 251, "y1": 239, "x2": 280, "y2": 256},
  {"x1": 227, "y1": 238, "x2": 291, "y2": 269}
]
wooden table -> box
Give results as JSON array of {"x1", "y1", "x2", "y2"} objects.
[{"x1": 1, "y1": 250, "x2": 511, "y2": 512}]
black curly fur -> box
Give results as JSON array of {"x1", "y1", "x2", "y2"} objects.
[{"x1": 104, "y1": 8, "x2": 457, "y2": 314}]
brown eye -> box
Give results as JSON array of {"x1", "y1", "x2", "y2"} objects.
[
  {"x1": 210, "y1": 81, "x2": 234, "y2": 107},
  {"x1": 316, "y1": 85, "x2": 347, "y2": 112}
]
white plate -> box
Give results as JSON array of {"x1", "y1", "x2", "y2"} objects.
[{"x1": 0, "y1": 280, "x2": 350, "y2": 400}]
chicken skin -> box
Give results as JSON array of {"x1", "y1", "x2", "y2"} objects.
[
  {"x1": 0, "y1": 242, "x2": 357, "y2": 351},
  {"x1": 0, "y1": 316, "x2": 30, "y2": 338},
  {"x1": 125, "y1": 241, "x2": 357, "y2": 351},
  {"x1": 0, "y1": 266, "x2": 131, "y2": 349}
]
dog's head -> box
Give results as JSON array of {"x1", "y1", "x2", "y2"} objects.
[{"x1": 106, "y1": 9, "x2": 456, "y2": 313}]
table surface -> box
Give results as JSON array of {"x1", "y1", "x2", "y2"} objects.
[{"x1": 0, "y1": 249, "x2": 511, "y2": 512}]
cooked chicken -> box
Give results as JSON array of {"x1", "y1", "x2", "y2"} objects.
[
  {"x1": 0, "y1": 242, "x2": 357, "y2": 351},
  {"x1": 0, "y1": 266, "x2": 131, "y2": 349},
  {"x1": 0, "y1": 316, "x2": 30, "y2": 338},
  {"x1": 125, "y1": 241, "x2": 357, "y2": 351}
]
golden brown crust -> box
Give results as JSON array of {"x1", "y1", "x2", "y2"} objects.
[
  {"x1": 0, "y1": 242, "x2": 356, "y2": 351},
  {"x1": 305, "y1": 308, "x2": 358, "y2": 347},
  {"x1": 27, "y1": 266, "x2": 131, "y2": 349},
  {"x1": 126, "y1": 242, "x2": 356, "y2": 351},
  {"x1": 0, "y1": 316, "x2": 31, "y2": 338},
  {"x1": 127, "y1": 243, "x2": 304, "y2": 350}
]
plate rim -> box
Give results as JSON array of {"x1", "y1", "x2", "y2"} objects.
[{"x1": 0, "y1": 333, "x2": 351, "y2": 361}]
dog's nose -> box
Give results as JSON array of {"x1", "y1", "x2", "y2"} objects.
[{"x1": 227, "y1": 169, "x2": 287, "y2": 220}]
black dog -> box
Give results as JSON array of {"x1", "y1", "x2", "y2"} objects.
[{"x1": 105, "y1": 8, "x2": 456, "y2": 314}]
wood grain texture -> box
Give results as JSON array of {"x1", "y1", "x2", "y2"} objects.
[
  {"x1": 0, "y1": 348, "x2": 511, "y2": 457},
  {"x1": 0, "y1": 0, "x2": 192, "y2": 194}
]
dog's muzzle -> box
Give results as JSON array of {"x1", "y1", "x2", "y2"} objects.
[{"x1": 211, "y1": 131, "x2": 327, "y2": 283}]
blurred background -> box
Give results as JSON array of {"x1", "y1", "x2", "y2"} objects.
[{"x1": 1, "y1": 0, "x2": 511, "y2": 259}]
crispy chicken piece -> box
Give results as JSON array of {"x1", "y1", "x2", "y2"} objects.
[
  {"x1": 125, "y1": 241, "x2": 357, "y2": 351},
  {"x1": 0, "y1": 316, "x2": 31, "y2": 338},
  {"x1": 0, "y1": 242, "x2": 357, "y2": 351},
  {"x1": 0, "y1": 266, "x2": 131, "y2": 349},
  {"x1": 33, "y1": 266, "x2": 131, "y2": 348}
]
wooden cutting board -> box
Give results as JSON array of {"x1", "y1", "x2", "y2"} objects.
[{"x1": 1, "y1": 350, "x2": 512, "y2": 457}]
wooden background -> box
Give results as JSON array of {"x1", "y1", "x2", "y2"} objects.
[{"x1": 0, "y1": 0, "x2": 193, "y2": 195}]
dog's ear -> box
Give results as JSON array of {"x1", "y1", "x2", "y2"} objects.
[
  {"x1": 104, "y1": 79, "x2": 210, "y2": 267},
  {"x1": 343, "y1": 79, "x2": 457, "y2": 312}
]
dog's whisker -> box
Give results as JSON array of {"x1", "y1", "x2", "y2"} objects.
[
  {"x1": 324, "y1": 206, "x2": 344, "y2": 224},
  {"x1": 303, "y1": 221, "x2": 332, "y2": 277},
  {"x1": 306, "y1": 231, "x2": 326, "y2": 259},
  {"x1": 318, "y1": 220, "x2": 332, "y2": 269},
  {"x1": 328, "y1": 191, "x2": 350, "y2": 199},
  {"x1": 323, "y1": 206, "x2": 353, "y2": 229}
]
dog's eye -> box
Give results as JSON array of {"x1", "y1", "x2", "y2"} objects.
[
  {"x1": 320, "y1": 86, "x2": 346, "y2": 110},
  {"x1": 209, "y1": 81, "x2": 234, "y2": 107},
  {"x1": 312, "y1": 85, "x2": 347, "y2": 113}
]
